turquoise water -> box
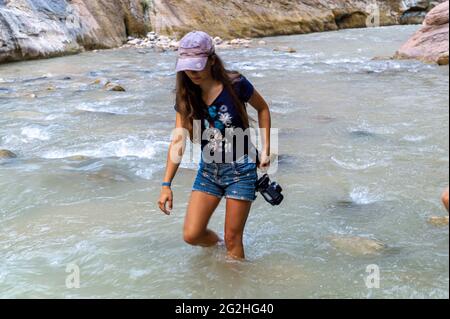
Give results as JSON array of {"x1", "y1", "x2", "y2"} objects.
[{"x1": 0, "y1": 25, "x2": 448, "y2": 298}]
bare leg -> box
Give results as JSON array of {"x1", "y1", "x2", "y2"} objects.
[
  {"x1": 183, "y1": 190, "x2": 222, "y2": 247},
  {"x1": 224, "y1": 198, "x2": 252, "y2": 259},
  {"x1": 442, "y1": 187, "x2": 449, "y2": 213}
]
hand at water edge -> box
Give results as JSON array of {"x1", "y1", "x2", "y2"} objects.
[{"x1": 158, "y1": 187, "x2": 173, "y2": 215}]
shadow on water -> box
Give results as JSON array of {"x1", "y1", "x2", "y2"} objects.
[{"x1": 349, "y1": 129, "x2": 378, "y2": 139}]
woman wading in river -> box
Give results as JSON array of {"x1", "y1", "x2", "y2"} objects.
[{"x1": 157, "y1": 31, "x2": 272, "y2": 260}]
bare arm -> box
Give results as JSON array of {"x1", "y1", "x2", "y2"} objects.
[
  {"x1": 158, "y1": 112, "x2": 188, "y2": 215},
  {"x1": 163, "y1": 112, "x2": 187, "y2": 182},
  {"x1": 248, "y1": 89, "x2": 271, "y2": 164}
]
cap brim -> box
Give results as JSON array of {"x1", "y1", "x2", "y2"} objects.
[{"x1": 176, "y1": 57, "x2": 208, "y2": 72}]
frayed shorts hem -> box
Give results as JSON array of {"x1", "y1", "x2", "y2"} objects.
[
  {"x1": 224, "y1": 195, "x2": 257, "y2": 202},
  {"x1": 192, "y1": 188, "x2": 223, "y2": 199},
  {"x1": 192, "y1": 189, "x2": 257, "y2": 202}
]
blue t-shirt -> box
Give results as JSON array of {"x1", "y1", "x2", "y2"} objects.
[{"x1": 174, "y1": 75, "x2": 256, "y2": 163}]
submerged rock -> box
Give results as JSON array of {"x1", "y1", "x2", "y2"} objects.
[
  {"x1": 311, "y1": 115, "x2": 337, "y2": 123},
  {"x1": 428, "y1": 216, "x2": 449, "y2": 227},
  {"x1": 92, "y1": 78, "x2": 109, "y2": 86},
  {"x1": 0, "y1": 149, "x2": 17, "y2": 159},
  {"x1": 394, "y1": 1, "x2": 449, "y2": 65},
  {"x1": 273, "y1": 46, "x2": 297, "y2": 53},
  {"x1": 334, "y1": 200, "x2": 360, "y2": 208},
  {"x1": 87, "y1": 168, "x2": 133, "y2": 183},
  {"x1": 349, "y1": 130, "x2": 377, "y2": 138},
  {"x1": 65, "y1": 155, "x2": 91, "y2": 162},
  {"x1": 329, "y1": 236, "x2": 386, "y2": 256},
  {"x1": 6, "y1": 110, "x2": 42, "y2": 119},
  {"x1": 91, "y1": 78, "x2": 126, "y2": 91},
  {"x1": 372, "y1": 56, "x2": 394, "y2": 61},
  {"x1": 104, "y1": 82, "x2": 126, "y2": 92}
]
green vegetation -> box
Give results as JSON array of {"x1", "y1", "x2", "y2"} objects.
[{"x1": 140, "y1": 0, "x2": 152, "y2": 13}]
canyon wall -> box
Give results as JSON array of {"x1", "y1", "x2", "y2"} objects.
[{"x1": 0, "y1": 0, "x2": 445, "y2": 63}]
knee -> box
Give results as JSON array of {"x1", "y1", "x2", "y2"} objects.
[
  {"x1": 183, "y1": 230, "x2": 202, "y2": 246},
  {"x1": 225, "y1": 231, "x2": 243, "y2": 249}
]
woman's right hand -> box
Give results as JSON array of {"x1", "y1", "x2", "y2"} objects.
[{"x1": 158, "y1": 187, "x2": 173, "y2": 215}]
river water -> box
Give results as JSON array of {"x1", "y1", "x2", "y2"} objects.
[{"x1": 0, "y1": 25, "x2": 448, "y2": 298}]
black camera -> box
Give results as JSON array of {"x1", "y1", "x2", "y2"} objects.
[{"x1": 255, "y1": 174, "x2": 284, "y2": 206}]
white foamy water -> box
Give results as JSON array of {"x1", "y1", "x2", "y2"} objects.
[
  {"x1": 347, "y1": 120, "x2": 397, "y2": 136},
  {"x1": 21, "y1": 126, "x2": 51, "y2": 141},
  {"x1": 331, "y1": 156, "x2": 381, "y2": 170},
  {"x1": 75, "y1": 101, "x2": 130, "y2": 115},
  {"x1": 42, "y1": 137, "x2": 161, "y2": 159},
  {"x1": 0, "y1": 25, "x2": 448, "y2": 299},
  {"x1": 402, "y1": 135, "x2": 428, "y2": 142},
  {"x1": 350, "y1": 187, "x2": 383, "y2": 205}
]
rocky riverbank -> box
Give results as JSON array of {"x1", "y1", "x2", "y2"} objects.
[
  {"x1": 120, "y1": 31, "x2": 272, "y2": 52},
  {"x1": 395, "y1": 1, "x2": 449, "y2": 65},
  {"x1": 0, "y1": 0, "x2": 446, "y2": 64}
]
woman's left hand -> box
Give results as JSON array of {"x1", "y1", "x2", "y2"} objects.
[{"x1": 257, "y1": 152, "x2": 271, "y2": 170}]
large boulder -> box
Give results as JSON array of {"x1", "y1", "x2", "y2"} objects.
[{"x1": 394, "y1": 1, "x2": 449, "y2": 65}]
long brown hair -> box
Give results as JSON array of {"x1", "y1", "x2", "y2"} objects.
[{"x1": 174, "y1": 53, "x2": 256, "y2": 142}]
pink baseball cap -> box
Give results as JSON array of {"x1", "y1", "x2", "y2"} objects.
[{"x1": 175, "y1": 31, "x2": 215, "y2": 72}]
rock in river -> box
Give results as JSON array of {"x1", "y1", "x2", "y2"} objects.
[
  {"x1": 0, "y1": 149, "x2": 17, "y2": 159},
  {"x1": 329, "y1": 236, "x2": 386, "y2": 256},
  {"x1": 394, "y1": 1, "x2": 449, "y2": 65}
]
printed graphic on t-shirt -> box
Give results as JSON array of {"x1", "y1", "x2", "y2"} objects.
[
  {"x1": 202, "y1": 75, "x2": 254, "y2": 157},
  {"x1": 204, "y1": 104, "x2": 234, "y2": 152}
]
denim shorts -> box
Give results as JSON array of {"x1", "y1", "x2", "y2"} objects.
[{"x1": 192, "y1": 154, "x2": 258, "y2": 202}]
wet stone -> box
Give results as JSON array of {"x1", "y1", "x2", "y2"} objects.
[
  {"x1": 329, "y1": 236, "x2": 387, "y2": 256},
  {"x1": 0, "y1": 149, "x2": 17, "y2": 159},
  {"x1": 428, "y1": 216, "x2": 449, "y2": 227}
]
